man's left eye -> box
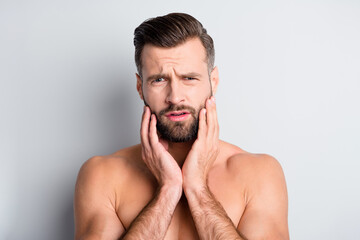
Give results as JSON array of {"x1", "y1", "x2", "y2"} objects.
[{"x1": 184, "y1": 77, "x2": 195, "y2": 80}]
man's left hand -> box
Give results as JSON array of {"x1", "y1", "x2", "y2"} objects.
[{"x1": 182, "y1": 96, "x2": 220, "y2": 190}]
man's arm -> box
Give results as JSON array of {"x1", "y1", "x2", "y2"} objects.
[
  {"x1": 182, "y1": 97, "x2": 288, "y2": 239},
  {"x1": 74, "y1": 107, "x2": 182, "y2": 240},
  {"x1": 182, "y1": 97, "x2": 245, "y2": 239},
  {"x1": 122, "y1": 185, "x2": 179, "y2": 239},
  {"x1": 184, "y1": 155, "x2": 289, "y2": 240},
  {"x1": 74, "y1": 157, "x2": 181, "y2": 240},
  {"x1": 123, "y1": 107, "x2": 183, "y2": 239},
  {"x1": 236, "y1": 154, "x2": 289, "y2": 240},
  {"x1": 74, "y1": 156, "x2": 126, "y2": 240},
  {"x1": 185, "y1": 184, "x2": 247, "y2": 239}
]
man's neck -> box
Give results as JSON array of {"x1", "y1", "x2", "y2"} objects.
[{"x1": 167, "y1": 140, "x2": 194, "y2": 167}]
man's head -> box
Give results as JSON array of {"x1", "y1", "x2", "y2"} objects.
[
  {"x1": 134, "y1": 13, "x2": 219, "y2": 142},
  {"x1": 134, "y1": 13, "x2": 215, "y2": 78}
]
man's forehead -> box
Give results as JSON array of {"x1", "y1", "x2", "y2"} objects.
[{"x1": 141, "y1": 38, "x2": 208, "y2": 75}]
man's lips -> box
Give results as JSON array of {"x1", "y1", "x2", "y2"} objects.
[
  {"x1": 165, "y1": 111, "x2": 191, "y2": 121},
  {"x1": 165, "y1": 110, "x2": 190, "y2": 117}
]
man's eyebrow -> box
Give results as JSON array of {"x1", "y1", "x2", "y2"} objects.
[
  {"x1": 145, "y1": 72, "x2": 203, "y2": 82},
  {"x1": 145, "y1": 73, "x2": 171, "y2": 82},
  {"x1": 179, "y1": 72, "x2": 202, "y2": 78}
]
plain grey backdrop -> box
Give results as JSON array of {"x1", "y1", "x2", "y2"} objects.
[{"x1": 1, "y1": 0, "x2": 359, "y2": 239}]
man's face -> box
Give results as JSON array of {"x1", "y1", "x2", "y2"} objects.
[{"x1": 137, "y1": 38, "x2": 218, "y2": 142}]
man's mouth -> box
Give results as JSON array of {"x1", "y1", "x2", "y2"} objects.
[{"x1": 165, "y1": 111, "x2": 191, "y2": 121}]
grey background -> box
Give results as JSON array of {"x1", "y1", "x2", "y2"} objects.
[{"x1": 1, "y1": 0, "x2": 359, "y2": 239}]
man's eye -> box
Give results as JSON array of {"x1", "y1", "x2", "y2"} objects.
[
  {"x1": 185, "y1": 77, "x2": 195, "y2": 80},
  {"x1": 153, "y1": 78, "x2": 165, "y2": 83}
]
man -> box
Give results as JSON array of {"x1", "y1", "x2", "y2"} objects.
[{"x1": 74, "y1": 13, "x2": 289, "y2": 240}]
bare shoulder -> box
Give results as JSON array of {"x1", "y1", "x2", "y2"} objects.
[
  {"x1": 74, "y1": 144, "x2": 148, "y2": 239},
  {"x1": 220, "y1": 141, "x2": 285, "y2": 183},
  {"x1": 79, "y1": 145, "x2": 147, "y2": 184},
  {"x1": 230, "y1": 153, "x2": 284, "y2": 176},
  {"x1": 220, "y1": 142, "x2": 289, "y2": 239},
  {"x1": 76, "y1": 144, "x2": 144, "y2": 187},
  {"x1": 219, "y1": 141, "x2": 287, "y2": 204},
  {"x1": 227, "y1": 149, "x2": 287, "y2": 198},
  {"x1": 75, "y1": 143, "x2": 157, "y2": 213}
]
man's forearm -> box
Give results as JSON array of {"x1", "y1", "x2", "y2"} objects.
[
  {"x1": 184, "y1": 184, "x2": 247, "y2": 240},
  {"x1": 121, "y1": 185, "x2": 181, "y2": 240}
]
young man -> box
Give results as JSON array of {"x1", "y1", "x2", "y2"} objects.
[{"x1": 74, "y1": 13, "x2": 289, "y2": 240}]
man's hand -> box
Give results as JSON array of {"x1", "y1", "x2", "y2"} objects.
[
  {"x1": 181, "y1": 97, "x2": 247, "y2": 240},
  {"x1": 140, "y1": 106, "x2": 183, "y2": 192},
  {"x1": 182, "y1": 96, "x2": 220, "y2": 189}
]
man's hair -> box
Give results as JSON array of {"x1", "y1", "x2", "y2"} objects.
[{"x1": 134, "y1": 12, "x2": 215, "y2": 77}]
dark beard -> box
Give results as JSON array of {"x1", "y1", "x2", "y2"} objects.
[
  {"x1": 141, "y1": 76, "x2": 213, "y2": 142},
  {"x1": 142, "y1": 87, "x2": 212, "y2": 143},
  {"x1": 156, "y1": 104, "x2": 200, "y2": 142},
  {"x1": 156, "y1": 108, "x2": 199, "y2": 142}
]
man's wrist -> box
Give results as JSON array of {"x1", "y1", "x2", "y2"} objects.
[
  {"x1": 158, "y1": 182, "x2": 183, "y2": 205},
  {"x1": 183, "y1": 177, "x2": 208, "y2": 196}
]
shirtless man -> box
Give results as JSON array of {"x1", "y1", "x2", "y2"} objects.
[{"x1": 74, "y1": 13, "x2": 289, "y2": 240}]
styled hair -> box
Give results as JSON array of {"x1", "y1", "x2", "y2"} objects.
[{"x1": 134, "y1": 12, "x2": 215, "y2": 77}]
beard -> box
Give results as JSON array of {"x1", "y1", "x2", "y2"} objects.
[
  {"x1": 143, "y1": 99, "x2": 205, "y2": 142},
  {"x1": 156, "y1": 104, "x2": 201, "y2": 142},
  {"x1": 142, "y1": 83, "x2": 212, "y2": 142}
]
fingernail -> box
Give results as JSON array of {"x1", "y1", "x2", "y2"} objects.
[
  {"x1": 203, "y1": 108, "x2": 207, "y2": 115},
  {"x1": 212, "y1": 96, "x2": 216, "y2": 102}
]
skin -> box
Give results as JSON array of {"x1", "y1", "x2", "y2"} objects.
[{"x1": 74, "y1": 38, "x2": 289, "y2": 240}]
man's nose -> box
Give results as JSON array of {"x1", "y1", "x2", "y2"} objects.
[{"x1": 165, "y1": 80, "x2": 184, "y2": 105}]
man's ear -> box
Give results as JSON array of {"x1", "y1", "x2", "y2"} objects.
[
  {"x1": 210, "y1": 66, "x2": 219, "y2": 95},
  {"x1": 136, "y1": 73, "x2": 144, "y2": 100}
]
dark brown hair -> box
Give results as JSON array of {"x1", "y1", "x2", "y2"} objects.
[{"x1": 134, "y1": 13, "x2": 215, "y2": 77}]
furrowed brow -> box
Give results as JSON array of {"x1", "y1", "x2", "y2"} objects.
[
  {"x1": 179, "y1": 72, "x2": 202, "y2": 78},
  {"x1": 145, "y1": 73, "x2": 171, "y2": 82}
]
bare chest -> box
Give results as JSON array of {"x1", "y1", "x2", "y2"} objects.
[{"x1": 117, "y1": 169, "x2": 246, "y2": 239}]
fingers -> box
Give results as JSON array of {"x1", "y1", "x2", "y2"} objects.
[
  {"x1": 205, "y1": 96, "x2": 219, "y2": 138},
  {"x1": 198, "y1": 107, "x2": 207, "y2": 139},
  {"x1": 140, "y1": 106, "x2": 161, "y2": 148},
  {"x1": 149, "y1": 113, "x2": 160, "y2": 146},
  {"x1": 140, "y1": 106, "x2": 151, "y2": 149}
]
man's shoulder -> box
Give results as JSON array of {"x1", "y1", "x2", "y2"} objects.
[
  {"x1": 77, "y1": 144, "x2": 147, "y2": 186},
  {"x1": 229, "y1": 151, "x2": 281, "y2": 171},
  {"x1": 219, "y1": 141, "x2": 284, "y2": 180}
]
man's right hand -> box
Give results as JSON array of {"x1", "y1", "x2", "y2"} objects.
[{"x1": 140, "y1": 106, "x2": 183, "y2": 193}]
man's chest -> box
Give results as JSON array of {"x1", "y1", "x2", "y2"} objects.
[{"x1": 117, "y1": 168, "x2": 246, "y2": 239}]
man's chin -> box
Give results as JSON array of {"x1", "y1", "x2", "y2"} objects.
[
  {"x1": 156, "y1": 120, "x2": 198, "y2": 143},
  {"x1": 160, "y1": 134, "x2": 196, "y2": 143}
]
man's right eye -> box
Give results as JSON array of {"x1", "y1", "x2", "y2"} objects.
[{"x1": 153, "y1": 78, "x2": 165, "y2": 83}]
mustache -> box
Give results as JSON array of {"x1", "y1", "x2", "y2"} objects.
[{"x1": 157, "y1": 105, "x2": 196, "y2": 117}]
